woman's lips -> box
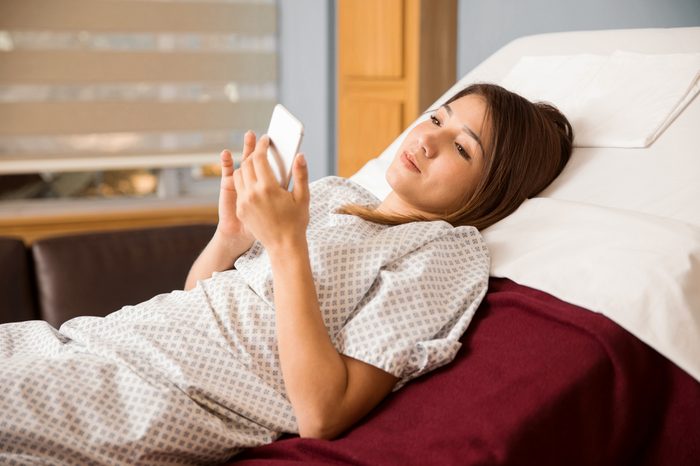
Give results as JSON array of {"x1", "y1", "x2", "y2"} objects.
[{"x1": 400, "y1": 151, "x2": 421, "y2": 173}]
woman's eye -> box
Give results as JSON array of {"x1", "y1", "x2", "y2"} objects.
[
  {"x1": 456, "y1": 143, "x2": 471, "y2": 160},
  {"x1": 430, "y1": 115, "x2": 441, "y2": 126}
]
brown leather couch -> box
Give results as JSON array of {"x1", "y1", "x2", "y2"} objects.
[{"x1": 0, "y1": 224, "x2": 215, "y2": 328}]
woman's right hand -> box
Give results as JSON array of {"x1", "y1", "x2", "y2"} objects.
[{"x1": 216, "y1": 130, "x2": 257, "y2": 247}]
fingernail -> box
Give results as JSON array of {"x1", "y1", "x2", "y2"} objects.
[{"x1": 298, "y1": 154, "x2": 306, "y2": 166}]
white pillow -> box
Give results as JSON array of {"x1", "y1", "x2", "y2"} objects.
[
  {"x1": 501, "y1": 51, "x2": 700, "y2": 148},
  {"x1": 483, "y1": 197, "x2": 700, "y2": 383},
  {"x1": 351, "y1": 28, "x2": 700, "y2": 227}
]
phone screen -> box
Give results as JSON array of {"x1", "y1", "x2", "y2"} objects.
[{"x1": 266, "y1": 104, "x2": 304, "y2": 189}]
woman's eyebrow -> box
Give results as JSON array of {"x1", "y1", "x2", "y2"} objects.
[{"x1": 442, "y1": 104, "x2": 485, "y2": 155}]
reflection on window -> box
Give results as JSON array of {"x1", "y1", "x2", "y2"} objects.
[{"x1": 0, "y1": 170, "x2": 159, "y2": 201}]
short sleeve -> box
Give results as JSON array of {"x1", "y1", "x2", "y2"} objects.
[{"x1": 334, "y1": 226, "x2": 489, "y2": 390}]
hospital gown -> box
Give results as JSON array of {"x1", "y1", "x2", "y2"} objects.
[{"x1": 0, "y1": 176, "x2": 490, "y2": 465}]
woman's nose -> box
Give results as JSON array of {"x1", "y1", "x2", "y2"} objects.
[{"x1": 418, "y1": 131, "x2": 439, "y2": 158}]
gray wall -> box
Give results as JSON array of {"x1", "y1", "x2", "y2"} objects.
[
  {"x1": 278, "y1": 0, "x2": 335, "y2": 182},
  {"x1": 279, "y1": 0, "x2": 700, "y2": 179},
  {"x1": 457, "y1": 0, "x2": 700, "y2": 76}
]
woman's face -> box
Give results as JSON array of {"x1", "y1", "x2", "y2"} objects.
[{"x1": 385, "y1": 93, "x2": 490, "y2": 217}]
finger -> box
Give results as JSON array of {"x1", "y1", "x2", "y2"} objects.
[
  {"x1": 241, "y1": 130, "x2": 256, "y2": 161},
  {"x1": 233, "y1": 167, "x2": 244, "y2": 194},
  {"x1": 292, "y1": 153, "x2": 310, "y2": 204},
  {"x1": 220, "y1": 150, "x2": 234, "y2": 178},
  {"x1": 244, "y1": 134, "x2": 271, "y2": 186},
  {"x1": 241, "y1": 139, "x2": 262, "y2": 187},
  {"x1": 252, "y1": 135, "x2": 280, "y2": 187}
]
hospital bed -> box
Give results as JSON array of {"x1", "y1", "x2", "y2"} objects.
[{"x1": 230, "y1": 27, "x2": 700, "y2": 465}]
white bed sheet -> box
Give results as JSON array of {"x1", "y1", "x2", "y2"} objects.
[{"x1": 351, "y1": 27, "x2": 700, "y2": 382}]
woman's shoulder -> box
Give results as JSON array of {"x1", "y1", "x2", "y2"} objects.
[
  {"x1": 377, "y1": 220, "x2": 489, "y2": 260},
  {"x1": 381, "y1": 216, "x2": 482, "y2": 239}
]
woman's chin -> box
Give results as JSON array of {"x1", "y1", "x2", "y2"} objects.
[{"x1": 384, "y1": 167, "x2": 398, "y2": 188}]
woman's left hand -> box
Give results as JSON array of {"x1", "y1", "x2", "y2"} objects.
[{"x1": 232, "y1": 135, "x2": 310, "y2": 253}]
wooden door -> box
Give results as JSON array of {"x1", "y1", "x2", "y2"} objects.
[{"x1": 337, "y1": 0, "x2": 457, "y2": 177}]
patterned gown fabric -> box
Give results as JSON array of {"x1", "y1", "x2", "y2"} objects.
[{"x1": 0, "y1": 177, "x2": 490, "y2": 465}]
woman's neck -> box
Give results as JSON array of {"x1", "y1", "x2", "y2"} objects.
[{"x1": 375, "y1": 191, "x2": 433, "y2": 220}]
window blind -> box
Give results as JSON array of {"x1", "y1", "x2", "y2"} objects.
[{"x1": 0, "y1": 0, "x2": 277, "y2": 174}]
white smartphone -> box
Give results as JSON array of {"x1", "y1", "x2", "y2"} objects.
[{"x1": 266, "y1": 104, "x2": 304, "y2": 189}]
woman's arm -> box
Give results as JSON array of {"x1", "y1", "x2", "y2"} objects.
[
  {"x1": 184, "y1": 132, "x2": 258, "y2": 290},
  {"x1": 184, "y1": 230, "x2": 251, "y2": 290},
  {"x1": 269, "y1": 239, "x2": 398, "y2": 439},
  {"x1": 233, "y1": 138, "x2": 398, "y2": 439}
]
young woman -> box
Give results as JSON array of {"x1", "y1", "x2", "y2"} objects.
[{"x1": 0, "y1": 83, "x2": 572, "y2": 464}]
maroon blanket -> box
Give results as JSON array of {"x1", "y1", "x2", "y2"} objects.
[{"x1": 230, "y1": 278, "x2": 700, "y2": 465}]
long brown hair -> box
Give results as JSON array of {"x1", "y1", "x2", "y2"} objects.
[{"x1": 338, "y1": 83, "x2": 574, "y2": 230}]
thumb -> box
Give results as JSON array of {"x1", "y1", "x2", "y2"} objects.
[{"x1": 292, "y1": 153, "x2": 309, "y2": 203}]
